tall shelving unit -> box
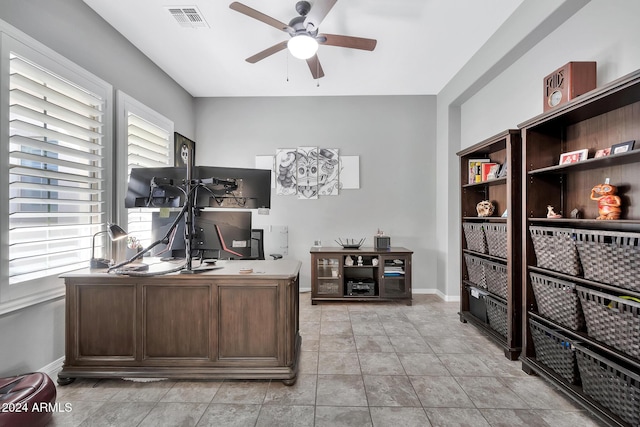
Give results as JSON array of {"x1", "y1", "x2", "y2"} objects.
[
  {"x1": 519, "y1": 69, "x2": 640, "y2": 427},
  {"x1": 457, "y1": 129, "x2": 522, "y2": 360}
]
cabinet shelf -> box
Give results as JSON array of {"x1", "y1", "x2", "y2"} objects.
[
  {"x1": 528, "y1": 266, "x2": 640, "y2": 300},
  {"x1": 462, "y1": 177, "x2": 507, "y2": 188},
  {"x1": 462, "y1": 249, "x2": 507, "y2": 263},
  {"x1": 528, "y1": 149, "x2": 640, "y2": 175},
  {"x1": 462, "y1": 217, "x2": 507, "y2": 223},
  {"x1": 527, "y1": 217, "x2": 640, "y2": 231},
  {"x1": 344, "y1": 265, "x2": 378, "y2": 268}
]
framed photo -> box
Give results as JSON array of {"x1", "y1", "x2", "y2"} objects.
[
  {"x1": 174, "y1": 132, "x2": 195, "y2": 168},
  {"x1": 559, "y1": 148, "x2": 588, "y2": 165},
  {"x1": 610, "y1": 140, "x2": 635, "y2": 155},
  {"x1": 594, "y1": 148, "x2": 611, "y2": 158},
  {"x1": 486, "y1": 163, "x2": 501, "y2": 180}
]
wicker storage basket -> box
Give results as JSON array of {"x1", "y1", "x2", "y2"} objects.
[
  {"x1": 464, "y1": 254, "x2": 486, "y2": 289},
  {"x1": 576, "y1": 286, "x2": 640, "y2": 359},
  {"x1": 467, "y1": 285, "x2": 488, "y2": 323},
  {"x1": 484, "y1": 223, "x2": 508, "y2": 259},
  {"x1": 529, "y1": 226, "x2": 582, "y2": 276},
  {"x1": 463, "y1": 222, "x2": 487, "y2": 253},
  {"x1": 575, "y1": 344, "x2": 640, "y2": 426},
  {"x1": 529, "y1": 272, "x2": 584, "y2": 331},
  {"x1": 574, "y1": 229, "x2": 640, "y2": 292},
  {"x1": 484, "y1": 259, "x2": 508, "y2": 299},
  {"x1": 529, "y1": 318, "x2": 580, "y2": 384},
  {"x1": 486, "y1": 295, "x2": 507, "y2": 338}
]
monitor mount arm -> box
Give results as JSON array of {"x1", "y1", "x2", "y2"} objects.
[
  {"x1": 113, "y1": 164, "x2": 243, "y2": 274},
  {"x1": 108, "y1": 184, "x2": 197, "y2": 273}
]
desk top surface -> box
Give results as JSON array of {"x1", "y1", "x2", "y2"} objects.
[{"x1": 62, "y1": 258, "x2": 301, "y2": 280}]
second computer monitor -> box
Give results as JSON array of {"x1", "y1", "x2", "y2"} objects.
[{"x1": 151, "y1": 210, "x2": 252, "y2": 260}]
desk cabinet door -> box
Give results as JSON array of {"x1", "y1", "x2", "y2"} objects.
[
  {"x1": 73, "y1": 284, "x2": 136, "y2": 362},
  {"x1": 217, "y1": 283, "x2": 280, "y2": 363},
  {"x1": 143, "y1": 285, "x2": 211, "y2": 360}
]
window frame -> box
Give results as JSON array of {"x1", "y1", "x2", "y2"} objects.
[
  {"x1": 115, "y1": 91, "x2": 174, "y2": 259},
  {"x1": 0, "y1": 23, "x2": 113, "y2": 314}
]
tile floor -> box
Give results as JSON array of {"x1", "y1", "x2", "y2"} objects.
[{"x1": 48, "y1": 293, "x2": 604, "y2": 427}]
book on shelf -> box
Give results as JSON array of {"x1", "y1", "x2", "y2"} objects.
[
  {"x1": 482, "y1": 162, "x2": 499, "y2": 181},
  {"x1": 383, "y1": 266, "x2": 405, "y2": 276},
  {"x1": 467, "y1": 158, "x2": 491, "y2": 184}
]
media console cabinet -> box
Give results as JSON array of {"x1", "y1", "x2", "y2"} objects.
[
  {"x1": 310, "y1": 247, "x2": 412, "y2": 305},
  {"x1": 58, "y1": 259, "x2": 301, "y2": 386}
]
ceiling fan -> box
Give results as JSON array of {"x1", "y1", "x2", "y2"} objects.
[{"x1": 229, "y1": 0, "x2": 377, "y2": 79}]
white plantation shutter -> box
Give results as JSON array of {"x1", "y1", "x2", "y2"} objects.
[
  {"x1": 8, "y1": 53, "x2": 106, "y2": 284},
  {"x1": 118, "y1": 92, "x2": 173, "y2": 249},
  {"x1": 128, "y1": 114, "x2": 171, "y2": 169},
  {"x1": 0, "y1": 27, "x2": 113, "y2": 314}
]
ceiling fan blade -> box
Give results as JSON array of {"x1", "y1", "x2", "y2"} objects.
[
  {"x1": 318, "y1": 33, "x2": 377, "y2": 51},
  {"x1": 303, "y1": 0, "x2": 337, "y2": 31},
  {"x1": 246, "y1": 41, "x2": 289, "y2": 63},
  {"x1": 306, "y1": 55, "x2": 325, "y2": 79},
  {"x1": 229, "y1": 2, "x2": 290, "y2": 32}
]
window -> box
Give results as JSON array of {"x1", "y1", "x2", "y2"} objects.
[
  {"x1": 116, "y1": 92, "x2": 173, "y2": 250},
  {"x1": 0, "y1": 29, "x2": 113, "y2": 313}
]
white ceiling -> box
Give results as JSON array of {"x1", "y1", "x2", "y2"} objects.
[{"x1": 82, "y1": 0, "x2": 523, "y2": 97}]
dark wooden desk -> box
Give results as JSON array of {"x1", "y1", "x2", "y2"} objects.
[{"x1": 58, "y1": 259, "x2": 301, "y2": 385}]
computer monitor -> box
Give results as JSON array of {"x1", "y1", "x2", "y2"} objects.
[
  {"x1": 194, "y1": 210, "x2": 252, "y2": 259},
  {"x1": 126, "y1": 167, "x2": 187, "y2": 208},
  {"x1": 126, "y1": 166, "x2": 271, "y2": 210},
  {"x1": 150, "y1": 209, "x2": 252, "y2": 260},
  {"x1": 195, "y1": 166, "x2": 271, "y2": 209}
]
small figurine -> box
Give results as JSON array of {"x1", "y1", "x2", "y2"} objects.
[
  {"x1": 345, "y1": 255, "x2": 354, "y2": 266},
  {"x1": 590, "y1": 183, "x2": 621, "y2": 220},
  {"x1": 372, "y1": 258, "x2": 379, "y2": 266},
  {"x1": 357, "y1": 256, "x2": 363, "y2": 266},
  {"x1": 476, "y1": 200, "x2": 495, "y2": 217},
  {"x1": 570, "y1": 208, "x2": 582, "y2": 219},
  {"x1": 546, "y1": 205, "x2": 562, "y2": 219}
]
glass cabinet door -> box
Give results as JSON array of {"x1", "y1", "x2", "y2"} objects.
[
  {"x1": 315, "y1": 257, "x2": 341, "y2": 296},
  {"x1": 379, "y1": 256, "x2": 411, "y2": 298}
]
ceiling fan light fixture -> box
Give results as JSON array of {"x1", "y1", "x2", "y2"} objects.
[{"x1": 287, "y1": 34, "x2": 318, "y2": 59}]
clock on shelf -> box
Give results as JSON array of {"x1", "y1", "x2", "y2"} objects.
[{"x1": 543, "y1": 61, "x2": 596, "y2": 112}]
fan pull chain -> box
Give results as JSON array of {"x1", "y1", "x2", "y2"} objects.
[
  {"x1": 286, "y1": 52, "x2": 289, "y2": 82},
  {"x1": 316, "y1": 58, "x2": 320, "y2": 87}
]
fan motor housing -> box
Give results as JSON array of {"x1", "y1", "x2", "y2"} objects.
[{"x1": 295, "y1": 1, "x2": 311, "y2": 16}]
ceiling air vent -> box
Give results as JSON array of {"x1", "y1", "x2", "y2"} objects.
[{"x1": 166, "y1": 6, "x2": 209, "y2": 28}]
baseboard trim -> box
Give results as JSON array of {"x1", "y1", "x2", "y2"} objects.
[
  {"x1": 412, "y1": 288, "x2": 460, "y2": 302},
  {"x1": 39, "y1": 356, "x2": 64, "y2": 380},
  {"x1": 299, "y1": 288, "x2": 460, "y2": 302}
]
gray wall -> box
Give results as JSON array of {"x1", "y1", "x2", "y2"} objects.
[
  {"x1": 460, "y1": 0, "x2": 640, "y2": 145},
  {"x1": 0, "y1": 0, "x2": 195, "y2": 377},
  {"x1": 194, "y1": 96, "x2": 437, "y2": 293},
  {"x1": 437, "y1": 0, "x2": 640, "y2": 298}
]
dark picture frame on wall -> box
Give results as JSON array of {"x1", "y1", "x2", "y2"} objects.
[{"x1": 174, "y1": 132, "x2": 195, "y2": 168}]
